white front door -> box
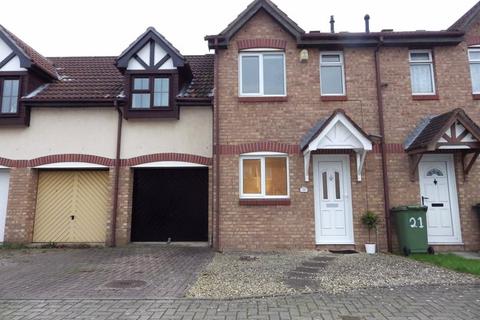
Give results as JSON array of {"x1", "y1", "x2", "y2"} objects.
[
  {"x1": 313, "y1": 155, "x2": 354, "y2": 244},
  {"x1": 419, "y1": 154, "x2": 462, "y2": 244},
  {"x1": 0, "y1": 170, "x2": 10, "y2": 242}
]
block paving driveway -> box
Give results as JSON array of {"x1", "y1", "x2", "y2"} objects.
[
  {"x1": 0, "y1": 246, "x2": 479, "y2": 319},
  {"x1": 0, "y1": 245, "x2": 213, "y2": 299}
]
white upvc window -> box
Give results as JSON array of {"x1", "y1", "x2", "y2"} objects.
[
  {"x1": 468, "y1": 48, "x2": 480, "y2": 94},
  {"x1": 239, "y1": 152, "x2": 289, "y2": 199},
  {"x1": 320, "y1": 51, "x2": 346, "y2": 95},
  {"x1": 238, "y1": 51, "x2": 286, "y2": 96},
  {"x1": 409, "y1": 50, "x2": 436, "y2": 95}
]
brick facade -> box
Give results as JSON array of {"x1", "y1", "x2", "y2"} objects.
[
  {"x1": 214, "y1": 8, "x2": 480, "y2": 252},
  {"x1": 4, "y1": 168, "x2": 38, "y2": 243}
]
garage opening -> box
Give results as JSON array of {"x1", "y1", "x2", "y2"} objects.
[
  {"x1": 131, "y1": 167, "x2": 208, "y2": 242},
  {"x1": 33, "y1": 170, "x2": 109, "y2": 243}
]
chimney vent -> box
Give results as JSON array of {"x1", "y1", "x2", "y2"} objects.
[
  {"x1": 330, "y1": 15, "x2": 335, "y2": 33},
  {"x1": 364, "y1": 14, "x2": 370, "y2": 33}
]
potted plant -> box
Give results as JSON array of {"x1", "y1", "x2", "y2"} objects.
[{"x1": 361, "y1": 211, "x2": 379, "y2": 254}]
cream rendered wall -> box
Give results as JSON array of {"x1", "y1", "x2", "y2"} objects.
[
  {"x1": 0, "y1": 106, "x2": 212, "y2": 161},
  {"x1": 121, "y1": 107, "x2": 212, "y2": 159},
  {"x1": 0, "y1": 108, "x2": 118, "y2": 160}
]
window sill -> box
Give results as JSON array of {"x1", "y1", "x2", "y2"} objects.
[
  {"x1": 238, "y1": 96, "x2": 288, "y2": 103},
  {"x1": 239, "y1": 198, "x2": 291, "y2": 206},
  {"x1": 472, "y1": 94, "x2": 480, "y2": 100},
  {"x1": 412, "y1": 94, "x2": 439, "y2": 101},
  {"x1": 321, "y1": 95, "x2": 347, "y2": 101}
]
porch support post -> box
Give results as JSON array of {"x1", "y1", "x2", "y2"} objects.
[
  {"x1": 356, "y1": 150, "x2": 367, "y2": 182},
  {"x1": 462, "y1": 151, "x2": 480, "y2": 180},
  {"x1": 409, "y1": 153, "x2": 423, "y2": 182},
  {"x1": 303, "y1": 150, "x2": 311, "y2": 182}
]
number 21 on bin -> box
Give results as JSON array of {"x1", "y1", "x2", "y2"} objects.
[{"x1": 409, "y1": 217, "x2": 424, "y2": 228}]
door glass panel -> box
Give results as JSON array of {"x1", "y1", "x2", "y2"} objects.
[
  {"x1": 426, "y1": 168, "x2": 443, "y2": 177},
  {"x1": 265, "y1": 157, "x2": 287, "y2": 196},
  {"x1": 334, "y1": 171, "x2": 340, "y2": 199},
  {"x1": 243, "y1": 159, "x2": 261, "y2": 194},
  {"x1": 322, "y1": 172, "x2": 328, "y2": 199}
]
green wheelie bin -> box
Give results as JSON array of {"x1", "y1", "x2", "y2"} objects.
[{"x1": 391, "y1": 205, "x2": 434, "y2": 256}]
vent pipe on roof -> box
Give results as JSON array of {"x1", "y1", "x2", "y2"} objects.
[
  {"x1": 330, "y1": 15, "x2": 335, "y2": 33},
  {"x1": 364, "y1": 14, "x2": 370, "y2": 33}
]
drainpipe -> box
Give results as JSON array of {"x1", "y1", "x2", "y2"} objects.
[
  {"x1": 374, "y1": 38, "x2": 393, "y2": 252},
  {"x1": 110, "y1": 99, "x2": 123, "y2": 247},
  {"x1": 214, "y1": 42, "x2": 221, "y2": 251}
]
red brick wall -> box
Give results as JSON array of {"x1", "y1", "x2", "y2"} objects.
[
  {"x1": 4, "y1": 168, "x2": 38, "y2": 243},
  {"x1": 215, "y1": 9, "x2": 480, "y2": 251}
]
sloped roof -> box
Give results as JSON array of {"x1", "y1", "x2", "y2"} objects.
[
  {"x1": 300, "y1": 109, "x2": 372, "y2": 151},
  {"x1": 405, "y1": 108, "x2": 480, "y2": 152},
  {"x1": 24, "y1": 55, "x2": 214, "y2": 103},
  {"x1": 206, "y1": 0, "x2": 304, "y2": 48},
  {"x1": 0, "y1": 25, "x2": 58, "y2": 79},
  {"x1": 115, "y1": 27, "x2": 185, "y2": 69},
  {"x1": 449, "y1": 1, "x2": 480, "y2": 31}
]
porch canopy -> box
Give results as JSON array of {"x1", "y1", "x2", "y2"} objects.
[
  {"x1": 405, "y1": 108, "x2": 480, "y2": 181},
  {"x1": 300, "y1": 109, "x2": 373, "y2": 182}
]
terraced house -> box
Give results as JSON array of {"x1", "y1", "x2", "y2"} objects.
[{"x1": 0, "y1": 0, "x2": 479, "y2": 253}]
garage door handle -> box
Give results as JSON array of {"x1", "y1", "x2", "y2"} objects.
[{"x1": 70, "y1": 215, "x2": 75, "y2": 220}]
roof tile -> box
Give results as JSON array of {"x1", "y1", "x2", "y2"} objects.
[{"x1": 25, "y1": 55, "x2": 214, "y2": 102}]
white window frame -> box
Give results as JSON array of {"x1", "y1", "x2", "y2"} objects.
[
  {"x1": 319, "y1": 51, "x2": 346, "y2": 96},
  {"x1": 468, "y1": 47, "x2": 480, "y2": 94},
  {"x1": 239, "y1": 152, "x2": 290, "y2": 199},
  {"x1": 409, "y1": 49, "x2": 436, "y2": 95},
  {"x1": 238, "y1": 50, "x2": 287, "y2": 97}
]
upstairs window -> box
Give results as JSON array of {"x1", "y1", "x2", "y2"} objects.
[
  {"x1": 0, "y1": 78, "x2": 20, "y2": 114},
  {"x1": 240, "y1": 153, "x2": 289, "y2": 199},
  {"x1": 320, "y1": 52, "x2": 345, "y2": 95},
  {"x1": 468, "y1": 48, "x2": 480, "y2": 94},
  {"x1": 239, "y1": 52, "x2": 286, "y2": 96},
  {"x1": 409, "y1": 50, "x2": 435, "y2": 95},
  {"x1": 131, "y1": 76, "x2": 170, "y2": 109}
]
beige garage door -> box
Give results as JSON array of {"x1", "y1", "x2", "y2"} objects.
[{"x1": 33, "y1": 170, "x2": 109, "y2": 243}]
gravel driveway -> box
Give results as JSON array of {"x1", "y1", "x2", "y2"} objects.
[{"x1": 187, "y1": 251, "x2": 479, "y2": 298}]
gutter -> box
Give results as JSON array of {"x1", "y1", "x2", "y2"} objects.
[
  {"x1": 110, "y1": 99, "x2": 123, "y2": 247},
  {"x1": 213, "y1": 42, "x2": 221, "y2": 251},
  {"x1": 374, "y1": 38, "x2": 392, "y2": 253}
]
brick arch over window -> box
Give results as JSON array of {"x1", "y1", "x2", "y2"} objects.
[
  {"x1": 237, "y1": 39, "x2": 287, "y2": 50},
  {"x1": 219, "y1": 142, "x2": 300, "y2": 155}
]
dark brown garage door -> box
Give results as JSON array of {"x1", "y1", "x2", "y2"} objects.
[{"x1": 131, "y1": 168, "x2": 208, "y2": 242}]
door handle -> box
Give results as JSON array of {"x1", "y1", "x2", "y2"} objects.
[
  {"x1": 70, "y1": 215, "x2": 75, "y2": 220},
  {"x1": 421, "y1": 196, "x2": 429, "y2": 205}
]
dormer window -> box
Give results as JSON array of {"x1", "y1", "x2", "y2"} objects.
[
  {"x1": 131, "y1": 76, "x2": 170, "y2": 109},
  {"x1": 115, "y1": 27, "x2": 189, "y2": 119},
  {"x1": 0, "y1": 78, "x2": 20, "y2": 114}
]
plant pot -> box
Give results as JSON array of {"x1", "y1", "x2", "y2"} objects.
[{"x1": 365, "y1": 243, "x2": 376, "y2": 254}]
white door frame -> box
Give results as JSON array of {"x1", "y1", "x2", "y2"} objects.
[
  {"x1": 419, "y1": 154, "x2": 462, "y2": 244},
  {"x1": 313, "y1": 154, "x2": 354, "y2": 244}
]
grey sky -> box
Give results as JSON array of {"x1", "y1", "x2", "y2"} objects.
[{"x1": 0, "y1": 0, "x2": 477, "y2": 57}]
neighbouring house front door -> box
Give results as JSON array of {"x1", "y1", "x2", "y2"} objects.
[
  {"x1": 313, "y1": 155, "x2": 354, "y2": 244},
  {"x1": 419, "y1": 154, "x2": 462, "y2": 244}
]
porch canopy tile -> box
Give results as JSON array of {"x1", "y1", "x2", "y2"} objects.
[
  {"x1": 405, "y1": 108, "x2": 480, "y2": 180},
  {"x1": 300, "y1": 109, "x2": 373, "y2": 182}
]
